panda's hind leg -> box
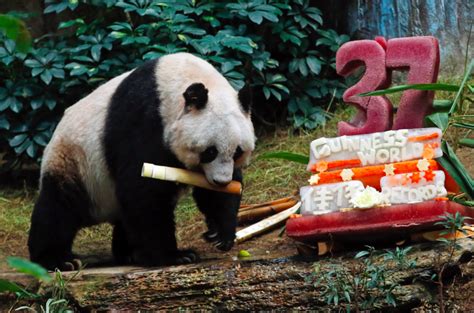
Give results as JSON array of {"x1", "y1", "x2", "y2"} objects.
[
  {"x1": 28, "y1": 173, "x2": 91, "y2": 271},
  {"x1": 112, "y1": 221, "x2": 133, "y2": 265}
]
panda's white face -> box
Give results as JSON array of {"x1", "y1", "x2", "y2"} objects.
[
  {"x1": 156, "y1": 53, "x2": 255, "y2": 185},
  {"x1": 166, "y1": 85, "x2": 254, "y2": 185}
]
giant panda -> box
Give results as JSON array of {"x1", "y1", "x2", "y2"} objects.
[{"x1": 28, "y1": 53, "x2": 255, "y2": 270}]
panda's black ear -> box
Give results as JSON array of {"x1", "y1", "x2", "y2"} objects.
[
  {"x1": 183, "y1": 83, "x2": 208, "y2": 110},
  {"x1": 238, "y1": 84, "x2": 252, "y2": 114}
]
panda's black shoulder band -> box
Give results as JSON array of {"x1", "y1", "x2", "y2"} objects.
[
  {"x1": 238, "y1": 84, "x2": 252, "y2": 114},
  {"x1": 183, "y1": 83, "x2": 208, "y2": 110}
]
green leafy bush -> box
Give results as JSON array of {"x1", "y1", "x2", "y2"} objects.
[{"x1": 0, "y1": 0, "x2": 348, "y2": 170}]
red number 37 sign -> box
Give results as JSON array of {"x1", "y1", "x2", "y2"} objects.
[{"x1": 336, "y1": 36, "x2": 440, "y2": 136}]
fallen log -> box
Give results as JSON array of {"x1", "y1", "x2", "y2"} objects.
[{"x1": 1, "y1": 239, "x2": 472, "y2": 311}]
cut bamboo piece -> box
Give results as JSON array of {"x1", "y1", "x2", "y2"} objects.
[
  {"x1": 238, "y1": 199, "x2": 299, "y2": 224},
  {"x1": 141, "y1": 163, "x2": 242, "y2": 195},
  {"x1": 239, "y1": 196, "x2": 298, "y2": 212},
  {"x1": 235, "y1": 201, "x2": 301, "y2": 243}
]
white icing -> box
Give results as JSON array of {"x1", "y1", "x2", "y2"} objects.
[{"x1": 380, "y1": 171, "x2": 447, "y2": 204}]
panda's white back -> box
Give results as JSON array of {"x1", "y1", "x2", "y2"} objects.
[{"x1": 41, "y1": 71, "x2": 133, "y2": 222}]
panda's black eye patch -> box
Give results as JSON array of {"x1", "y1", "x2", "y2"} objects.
[
  {"x1": 233, "y1": 146, "x2": 244, "y2": 161},
  {"x1": 200, "y1": 146, "x2": 218, "y2": 163}
]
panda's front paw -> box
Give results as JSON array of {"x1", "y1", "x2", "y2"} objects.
[
  {"x1": 203, "y1": 229, "x2": 219, "y2": 242},
  {"x1": 203, "y1": 230, "x2": 234, "y2": 252},
  {"x1": 173, "y1": 249, "x2": 200, "y2": 264},
  {"x1": 214, "y1": 240, "x2": 234, "y2": 252}
]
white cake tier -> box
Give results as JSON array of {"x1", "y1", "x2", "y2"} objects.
[
  {"x1": 307, "y1": 128, "x2": 442, "y2": 171},
  {"x1": 381, "y1": 170, "x2": 447, "y2": 204},
  {"x1": 300, "y1": 181, "x2": 364, "y2": 215}
]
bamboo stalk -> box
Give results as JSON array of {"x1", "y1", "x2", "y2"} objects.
[
  {"x1": 238, "y1": 196, "x2": 298, "y2": 212},
  {"x1": 141, "y1": 163, "x2": 241, "y2": 195},
  {"x1": 235, "y1": 201, "x2": 301, "y2": 243},
  {"x1": 238, "y1": 199, "x2": 299, "y2": 224}
]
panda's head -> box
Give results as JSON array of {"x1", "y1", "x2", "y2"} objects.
[{"x1": 164, "y1": 82, "x2": 255, "y2": 186}]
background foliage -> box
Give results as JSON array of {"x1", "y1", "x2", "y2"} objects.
[{"x1": 0, "y1": 0, "x2": 348, "y2": 170}]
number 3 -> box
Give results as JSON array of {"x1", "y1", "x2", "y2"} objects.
[{"x1": 336, "y1": 36, "x2": 440, "y2": 136}]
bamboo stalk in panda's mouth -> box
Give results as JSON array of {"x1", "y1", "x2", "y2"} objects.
[{"x1": 141, "y1": 163, "x2": 242, "y2": 195}]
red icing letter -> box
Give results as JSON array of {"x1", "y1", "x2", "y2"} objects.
[
  {"x1": 386, "y1": 36, "x2": 440, "y2": 129},
  {"x1": 336, "y1": 40, "x2": 393, "y2": 135}
]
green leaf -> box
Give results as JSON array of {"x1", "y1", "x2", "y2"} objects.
[
  {"x1": 30, "y1": 98, "x2": 43, "y2": 109},
  {"x1": 0, "y1": 14, "x2": 32, "y2": 53},
  {"x1": 24, "y1": 59, "x2": 42, "y2": 68},
  {"x1": 33, "y1": 133, "x2": 49, "y2": 146},
  {"x1": 436, "y1": 141, "x2": 474, "y2": 198},
  {"x1": 359, "y1": 83, "x2": 460, "y2": 97},
  {"x1": 0, "y1": 279, "x2": 25, "y2": 294},
  {"x1": 26, "y1": 142, "x2": 37, "y2": 158},
  {"x1": 0, "y1": 99, "x2": 9, "y2": 111},
  {"x1": 450, "y1": 60, "x2": 473, "y2": 114},
  {"x1": 355, "y1": 250, "x2": 369, "y2": 259},
  {"x1": 109, "y1": 31, "x2": 127, "y2": 39},
  {"x1": 31, "y1": 67, "x2": 44, "y2": 77},
  {"x1": 248, "y1": 12, "x2": 263, "y2": 24},
  {"x1": 425, "y1": 112, "x2": 449, "y2": 131},
  {"x1": 459, "y1": 138, "x2": 474, "y2": 148},
  {"x1": 262, "y1": 87, "x2": 271, "y2": 99},
  {"x1": 8, "y1": 96, "x2": 22, "y2": 113},
  {"x1": 45, "y1": 98, "x2": 56, "y2": 110},
  {"x1": 0, "y1": 115, "x2": 9, "y2": 129},
  {"x1": 0, "y1": 279, "x2": 39, "y2": 298},
  {"x1": 452, "y1": 122, "x2": 474, "y2": 130},
  {"x1": 9, "y1": 133, "x2": 27, "y2": 147},
  {"x1": 306, "y1": 56, "x2": 321, "y2": 74},
  {"x1": 433, "y1": 100, "x2": 452, "y2": 111},
  {"x1": 40, "y1": 70, "x2": 53, "y2": 85},
  {"x1": 50, "y1": 67, "x2": 65, "y2": 79},
  {"x1": 298, "y1": 59, "x2": 308, "y2": 76},
  {"x1": 259, "y1": 151, "x2": 309, "y2": 164},
  {"x1": 7, "y1": 257, "x2": 51, "y2": 282}
]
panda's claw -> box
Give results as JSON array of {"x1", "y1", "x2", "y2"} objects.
[
  {"x1": 61, "y1": 262, "x2": 75, "y2": 272},
  {"x1": 71, "y1": 258, "x2": 82, "y2": 269},
  {"x1": 203, "y1": 230, "x2": 219, "y2": 242},
  {"x1": 174, "y1": 249, "x2": 200, "y2": 264},
  {"x1": 216, "y1": 240, "x2": 233, "y2": 252}
]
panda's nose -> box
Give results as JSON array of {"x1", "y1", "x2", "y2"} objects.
[{"x1": 213, "y1": 179, "x2": 230, "y2": 186}]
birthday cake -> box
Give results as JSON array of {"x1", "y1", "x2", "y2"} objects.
[
  {"x1": 300, "y1": 127, "x2": 447, "y2": 215},
  {"x1": 286, "y1": 127, "x2": 472, "y2": 243}
]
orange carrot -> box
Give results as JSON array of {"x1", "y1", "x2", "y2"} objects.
[
  {"x1": 311, "y1": 159, "x2": 362, "y2": 173},
  {"x1": 408, "y1": 132, "x2": 439, "y2": 142}
]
